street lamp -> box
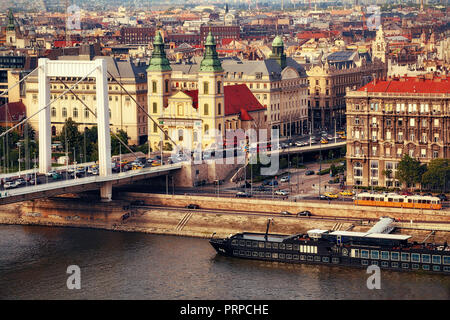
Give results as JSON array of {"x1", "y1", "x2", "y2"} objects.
[{"x1": 17, "y1": 142, "x2": 21, "y2": 176}]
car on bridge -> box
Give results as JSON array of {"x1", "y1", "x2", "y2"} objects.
[
  {"x1": 280, "y1": 211, "x2": 294, "y2": 216},
  {"x1": 324, "y1": 192, "x2": 338, "y2": 199},
  {"x1": 280, "y1": 176, "x2": 290, "y2": 182},
  {"x1": 52, "y1": 172, "x2": 62, "y2": 180},
  {"x1": 4, "y1": 181, "x2": 17, "y2": 189},
  {"x1": 46, "y1": 170, "x2": 57, "y2": 177},
  {"x1": 320, "y1": 138, "x2": 329, "y2": 144},
  {"x1": 305, "y1": 170, "x2": 315, "y2": 175},
  {"x1": 185, "y1": 204, "x2": 200, "y2": 209}
]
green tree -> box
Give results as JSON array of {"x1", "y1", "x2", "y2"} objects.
[
  {"x1": 59, "y1": 118, "x2": 82, "y2": 156},
  {"x1": 395, "y1": 154, "x2": 426, "y2": 190},
  {"x1": 421, "y1": 159, "x2": 450, "y2": 192},
  {"x1": 111, "y1": 130, "x2": 130, "y2": 155}
]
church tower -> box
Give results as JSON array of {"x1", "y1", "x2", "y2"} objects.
[
  {"x1": 5, "y1": 9, "x2": 17, "y2": 46},
  {"x1": 147, "y1": 31, "x2": 172, "y2": 151},
  {"x1": 269, "y1": 36, "x2": 287, "y2": 69},
  {"x1": 372, "y1": 25, "x2": 388, "y2": 64},
  {"x1": 198, "y1": 31, "x2": 225, "y2": 149}
]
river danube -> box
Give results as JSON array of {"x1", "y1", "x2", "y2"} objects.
[{"x1": 0, "y1": 225, "x2": 449, "y2": 299}]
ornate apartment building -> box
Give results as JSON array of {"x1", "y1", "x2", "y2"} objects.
[
  {"x1": 345, "y1": 74, "x2": 450, "y2": 188},
  {"x1": 25, "y1": 54, "x2": 148, "y2": 145},
  {"x1": 306, "y1": 51, "x2": 387, "y2": 132}
]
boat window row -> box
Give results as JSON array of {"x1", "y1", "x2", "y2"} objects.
[
  {"x1": 232, "y1": 239, "x2": 297, "y2": 251},
  {"x1": 231, "y1": 250, "x2": 343, "y2": 265},
  {"x1": 351, "y1": 249, "x2": 448, "y2": 264},
  {"x1": 362, "y1": 260, "x2": 450, "y2": 272}
]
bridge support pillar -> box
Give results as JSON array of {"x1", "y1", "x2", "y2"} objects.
[
  {"x1": 100, "y1": 182, "x2": 112, "y2": 202},
  {"x1": 38, "y1": 58, "x2": 52, "y2": 174}
]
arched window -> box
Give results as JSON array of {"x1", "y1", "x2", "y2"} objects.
[
  {"x1": 218, "y1": 123, "x2": 222, "y2": 134},
  {"x1": 178, "y1": 129, "x2": 183, "y2": 141},
  {"x1": 204, "y1": 124, "x2": 209, "y2": 134},
  {"x1": 193, "y1": 131, "x2": 198, "y2": 142},
  {"x1": 217, "y1": 81, "x2": 221, "y2": 94},
  {"x1": 51, "y1": 126, "x2": 56, "y2": 136},
  {"x1": 62, "y1": 107, "x2": 67, "y2": 118},
  {"x1": 165, "y1": 79, "x2": 169, "y2": 93},
  {"x1": 73, "y1": 107, "x2": 78, "y2": 118},
  {"x1": 51, "y1": 107, "x2": 56, "y2": 117},
  {"x1": 218, "y1": 103, "x2": 222, "y2": 115},
  {"x1": 84, "y1": 108, "x2": 89, "y2": 118},
  {"x1": 204, "y1": 103, "x2": 209, "y2": 116}
]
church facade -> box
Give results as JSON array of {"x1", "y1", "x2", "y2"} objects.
[{"x1": 147, "y1": 31, "x2": 267, "y2": 152}]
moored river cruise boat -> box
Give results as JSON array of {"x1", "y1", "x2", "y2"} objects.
[{"x1": 209, "y1": 221, "x2": 450, "y2": 275}]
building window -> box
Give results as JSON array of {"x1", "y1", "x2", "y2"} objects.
[
  {"x1": 51, "y1": 107, "x2": 56, "y2": 118},
  {"x1": 153, "y1": 103, "x2": 157, "y2": 114},
  {"x1": 84, "y1": 108, "x2": 89, "y2": 118},
  {"x1": 73, "y1": 107, "x2": 78, "y2": 118},
  {"x1": 62, "y1": 107, "x2": 67, "y2": 118},
  {"x1": 204, "y1": 124, "x2": 209, "y2": 134},
  {"x1": 218, "y1": 103, "x2": 222, "y2": 115},
  {"x1": 217, "y1": 81, "x2": 221, "y2": 94},
  {"x1": 152, "y1": 81, "x2": 157, "y2": 93},
  {"x1": 203, "y1": 82, "x2": 209, "y2": 95},
  {"x1": 204, "y1": 104, "x2": 209, "y2": 116},
  {"x1": 165, "y1": 79, "x2": 169, "y2": 93}
]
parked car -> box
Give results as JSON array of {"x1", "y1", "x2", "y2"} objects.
[
  {"x1": 263, "y1": 180, "x2": 278, "y2": 186},
  {"x1": 15, "y1": 178, "x2": 26, "y2": 186},
  {"x1": 324, "y1": 192, "x2": 339, "y2": 199},
  {"x1": 339, "y1": 190, "x2": 354, "y2": 196},
  {"x1": 236, "y1": 191, "x2": 252, "y2": 198},
  {"x1": 280, "y1": 176, "x2": 290, "y2": 183},
  {"x1": 185, "y1": 204, "x2": 200, "y2": 209},
  {"x1": 305, "y1": 170, "x2": 315, "y2": 176},
  {"x1": 275, "y1": 190, "x2": 289, "y2": 196},
  {"x1": 280, "y1": 211, "x2": 293, "y2": 215},
  {"x1": 319, "y1": 194, "x2": 330, "y2": 200},
  {"x1": 297, "y1": 210, "x2": 312, "y2": 217}
]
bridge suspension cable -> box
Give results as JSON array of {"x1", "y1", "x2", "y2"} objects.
[
  {"x1": 0, "y1": 65, "x2": 98, "y2": 140},
  {"x1": 106, "y1": 71, "x2": 187, "y2": 158},
  {"x1": 57, "y1": 78, "x2": 138, "y2": 159},
  {"x1": 0, "y1": 67, "x2": 38, "y2": 99}
]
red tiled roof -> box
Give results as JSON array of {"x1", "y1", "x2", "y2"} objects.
[
  {"x1": 224, "y1": 84, "x2": 266, "y2": 116},
  {"x1": 181, "y1": 84, "x2": 266, "y2": 118},
  {"x1": 0, "y1": 101, "x2": 26, "y2": 123},
  {"x1": 358, "y1": 76, "x2": 450, "y2": 94},
  {"x1": 53, "y1": 40, "x2": 81, "y2": 48}
]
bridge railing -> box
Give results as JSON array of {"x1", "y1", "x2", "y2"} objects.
[{"x1": 0, "y1": 162, "x2": 183, "y2": 198}]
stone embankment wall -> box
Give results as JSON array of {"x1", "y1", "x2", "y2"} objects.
[
  {"x1": 119, "y1": 193, "x2": 450, "y2": 223},
  {"x1": 0, "y1": 195, "x2": 449, "y2": 243}
]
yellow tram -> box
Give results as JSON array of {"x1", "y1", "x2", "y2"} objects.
[{"x1": 354, "y1": 192, "x2": 442, "y2": 210}]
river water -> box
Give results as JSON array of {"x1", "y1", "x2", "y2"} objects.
[{"x1": 0, "y1": 225, "x2": 449, "y2": 300}]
